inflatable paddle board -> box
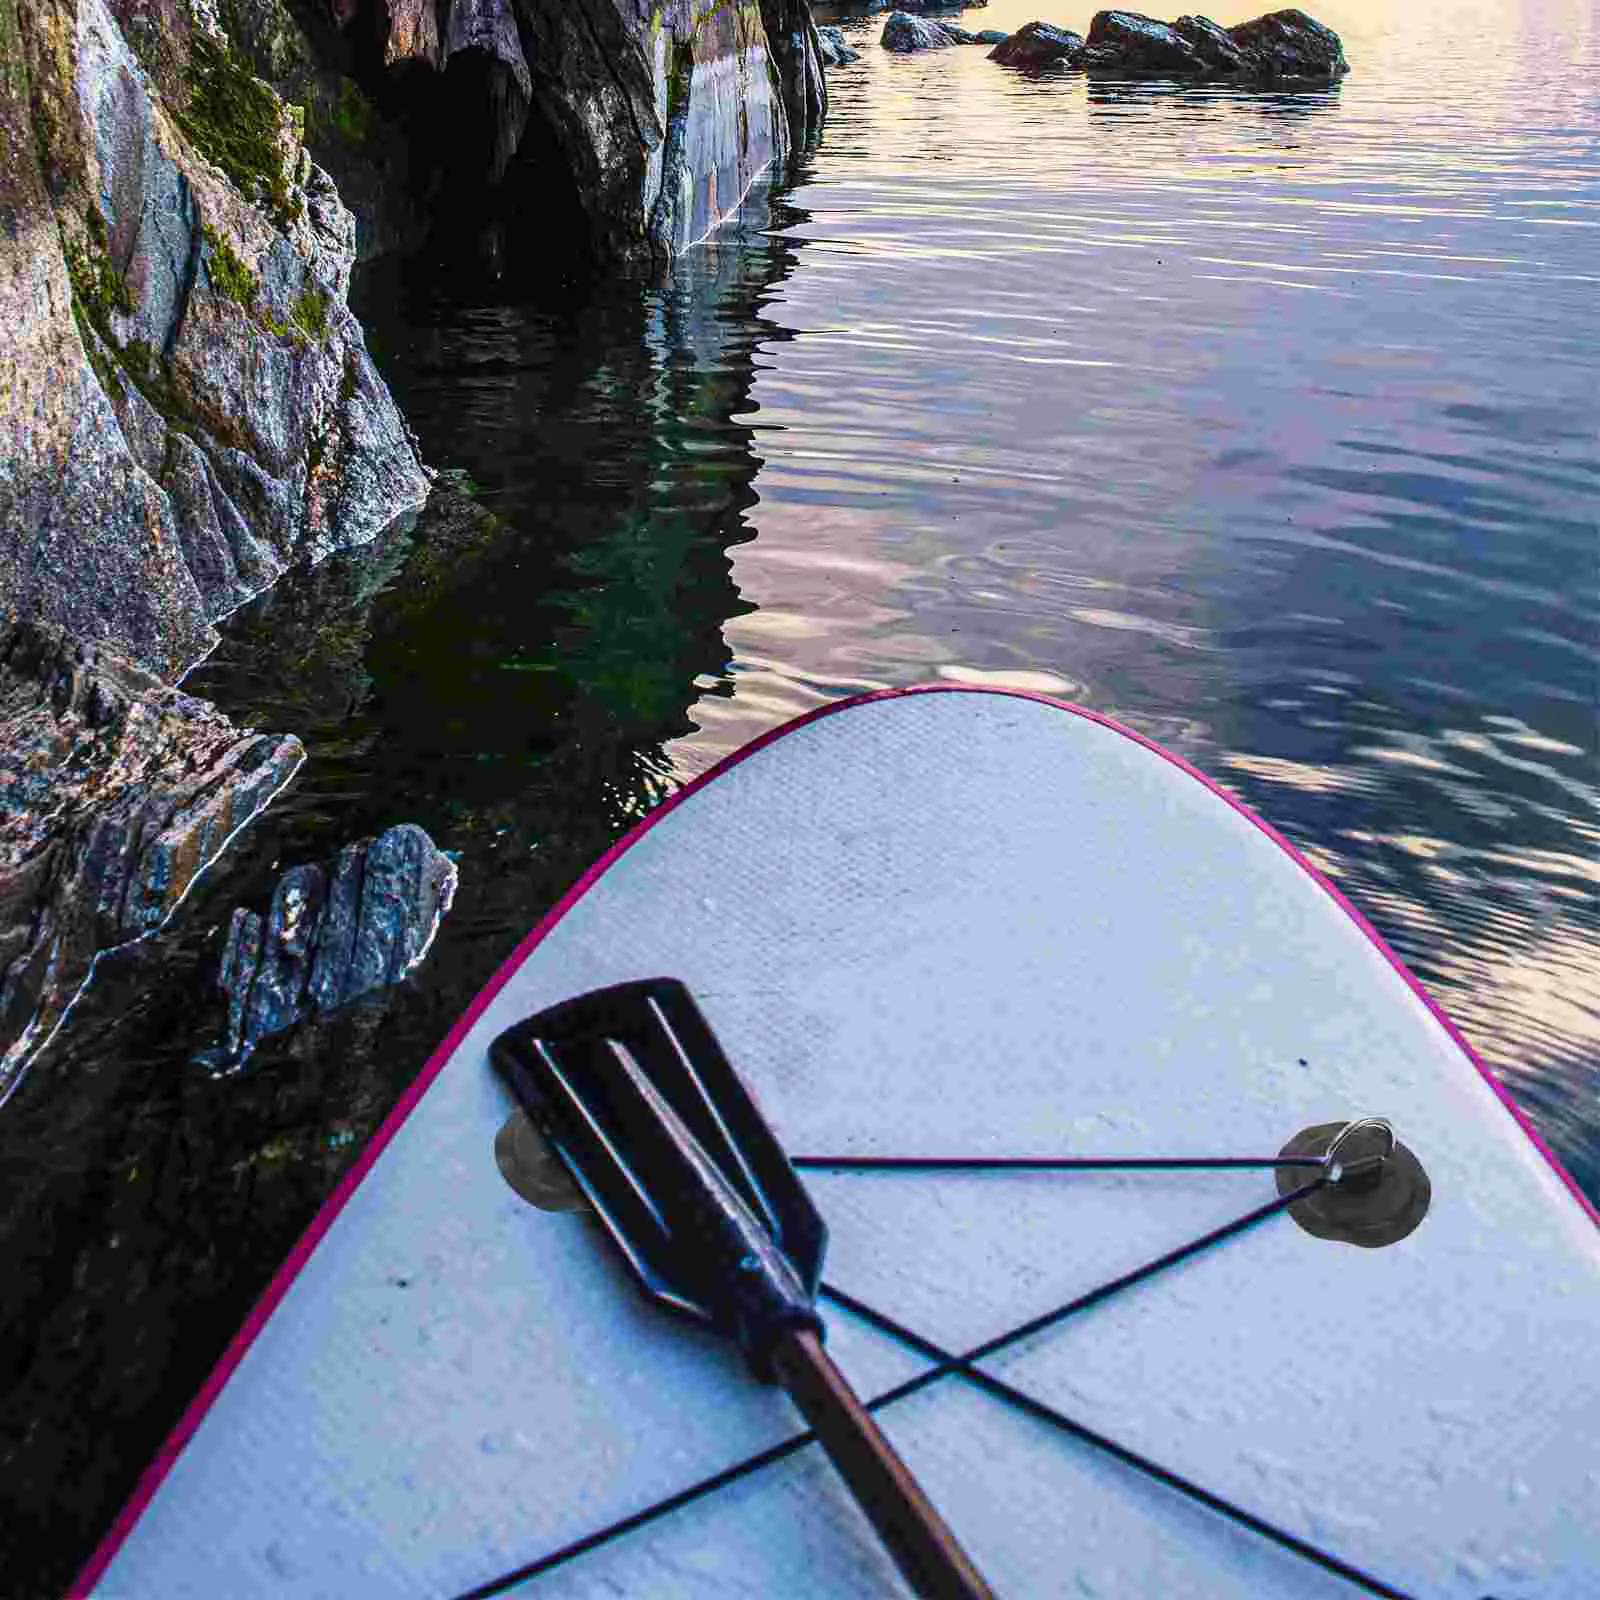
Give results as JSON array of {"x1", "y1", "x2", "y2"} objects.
[{"x1": 79, "y1": 687, "x2": 1598, "y2": 1597}]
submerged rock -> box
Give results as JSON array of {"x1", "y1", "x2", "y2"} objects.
[
  {"x1": 882, "y1": 11, "x2": 959, "y2": 51},
  {"x1": 209, "y1": 823, "x2": 457, "y2": 1064},
  {"x1": 0, "y1": 620, "x2": 304, "y2": 1101},
  {"x1": 988, "y1": 21, "x2": 1086, "y2": 66}
]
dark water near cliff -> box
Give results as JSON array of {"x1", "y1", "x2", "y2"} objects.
[{"x1": 2, "y1": 0, "x2": 1596, "y2": 1588}]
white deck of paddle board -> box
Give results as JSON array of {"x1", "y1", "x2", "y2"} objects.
[{"x1": 89, "y1": 689, "x2": 1598, "y2": 1597}]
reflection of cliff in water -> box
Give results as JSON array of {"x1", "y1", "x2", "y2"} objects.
[{"x1": 0, "y1": 180, "x2": 803, "y2": 1593}]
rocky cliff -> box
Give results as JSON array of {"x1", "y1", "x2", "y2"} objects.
[
  {"x1": 1, "y1": 0, "x2": 433, "y2": 681},
  {"x1": 227, "y1": 1, "x2": 828, "y2": 278}
]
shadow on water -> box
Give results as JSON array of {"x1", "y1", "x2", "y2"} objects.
[{"x1": 0, "y1": 179, "x2": 807, "y2": 1593}]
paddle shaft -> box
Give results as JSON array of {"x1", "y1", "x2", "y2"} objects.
[{"x1": 771, "y1": 1326, "x2": 995, "y2": 1600}]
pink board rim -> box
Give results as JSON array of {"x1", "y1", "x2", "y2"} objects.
[{"x1": 71, "y1": 683, "x2": 1598, "y2": 1595}]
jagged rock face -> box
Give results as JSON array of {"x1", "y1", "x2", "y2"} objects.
[
  {"x1": 0, "y1": 620, "x2": 304, "y2": 1102},
  {"x1": 297, "y1": 0, "x2": 823, "y2": 277},
  {"x1": 209, "y1": 822, "x2": 457, "y2": 1065},
  {"x1": 0, "y1": 0, "x2": 213, "y2": 677},
  {"x1": 0, "y1": 0, "x2": 432, "y2": 679},
  {"x1": 759, "y1": 0, "x2": 828, "y2": 147}
]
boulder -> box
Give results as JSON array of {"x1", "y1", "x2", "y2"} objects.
[
  {"x1": 1079, "y1": 9, "x2": 1348, "y2": 81},
  {"x1": 1172, "y1": 13, "x2": 1248, "y2": 73},
  {"x1": 0, "y1": 620, "x2": 304, "y2": 1100},
  {"x1": 883, "y1": 11, "x2": 959, "y2": 51},
  {"x1": 208, "y1": 822, "x2": 457, "y2": 1064},
  {"x1": 816, "y1": 25, "x2": 862, "y2": 65},
  {"x1": 988, "y1": 21, "x2": 1086, "y2": 67},
  {"x1": 1084, "y1": 10, "x2": 1202, "y2": 73},
  {"x1": 1227, "y1": 8, "x2": 1348, "y2": 81}
]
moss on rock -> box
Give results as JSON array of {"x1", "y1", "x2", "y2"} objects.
[
  {"x1": 64, "y1": 220, "x2": 134, "y2": 328},
  {"x1": 174, "y1": 31, "x2": 302, "y2": 230},
  {"x1": 291, "y1": 284, "x2": 332, "y2": 342},
  {"x1": 201, "y1": 221, "x2": 260, "y2": 311}
]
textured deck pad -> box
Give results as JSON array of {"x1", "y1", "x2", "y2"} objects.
[{"x1": 90, "y1": 690, "x2": 1598, "y2": 1597}]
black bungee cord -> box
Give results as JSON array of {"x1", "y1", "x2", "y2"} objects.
[{"x1": 454, "y1": 1161, "x2": 1413, "y2": 1600}]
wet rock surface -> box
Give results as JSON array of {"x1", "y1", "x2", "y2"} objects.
[
  {"x1": 208, "y1": 823, "x2": 456, "y2": 1065},
  {"x1": 0, "y1": 620, "x2": 304, "y2": 1102},
  {"x1": 817, "y1": 24, "x2": 861, "y2": 64},
  {"x1": 988, "y1": 10, "x2": 1348, "y2": 82},
  {"x1": 1221, "y1": 9, "x2": 1349, "y2": 82},
  {"x1": 989, "y1": 20, "x2": 1085, "y2": 65},
  {"x1": 883, "y1": 10, "x2": 959, "y2": 50}
]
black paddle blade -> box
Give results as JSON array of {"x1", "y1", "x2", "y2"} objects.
[{"x1": 490, "y1": 979, "x2": 827, "y2": 1374}]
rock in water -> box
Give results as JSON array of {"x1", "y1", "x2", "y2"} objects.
[
  {"x1": 989, "y1": 10, "x2": 1347, "y2": 82},
  {"x1": 1171, "y1": 14, "x2": 1249, "y2": 74},
  {"x1": 816, "y1": 26, "x2": 862, "y2": 66},
  {"x1": 0, "y1": 621, "x2": 304, "y2": 1101},
  {"x1": 1084, "y1": 10, "x2": 1202, "y2": 73},
  {"x1": 882, "y1": 11, "x2": 959, "y2": 51},
  {"x1": 988, "y1": 22, "x2": 1087, "y2": 67},
  {"x1": 1225, "y1": 9, "x2": 1349, "y2": 82},
  {"x1": 212, "y1": 824, "x2": 458, "y2": 1063}
]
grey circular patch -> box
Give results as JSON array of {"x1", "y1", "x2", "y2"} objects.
[
  {"x1": 1278, "y1": 1119, "x2": 1430, "y2": 1247},
  {"x1": 494, "y1": 1110, "x2": 588, "y2": 1213}
]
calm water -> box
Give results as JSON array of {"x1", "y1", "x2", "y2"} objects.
[{"x1": 2, "y1": 0, "x2": 1596, "y2": 1586}]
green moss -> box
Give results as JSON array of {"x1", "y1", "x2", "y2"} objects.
[
  {"x1": 667, "y1": 37, "x2": 695, "y2": 119},
  {"x1": 71, "y1": 299, "x2": 125, "y2": 401},
  {"x1": 175, "y1": 33, "x2": 302, "y2": 230},
  {"x1": 290, "y1": 284, "x2": 331, "y2": 342},
  {"x1": 64, "y1": 226, "x2": 134, "y2": 335},
  {"x1": 202, "y1": 223, "x2": 258, "y2": 311},
  {"x1": 202, "y1": 222, "x2": 334, "y2": 351}
]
